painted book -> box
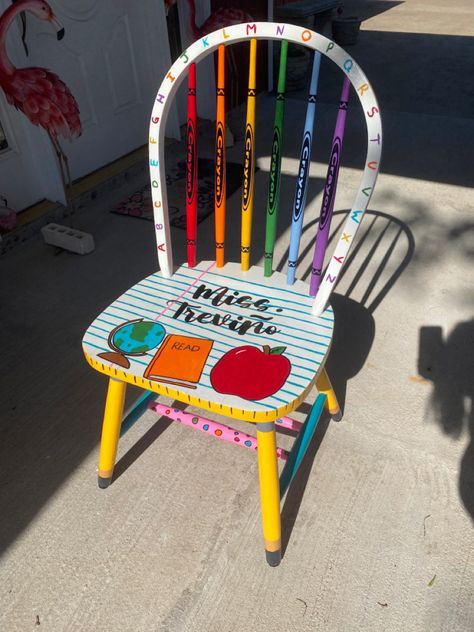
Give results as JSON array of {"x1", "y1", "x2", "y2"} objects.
[{"x1": 144, "y1": 334, "x2": 213, "y2": 385}]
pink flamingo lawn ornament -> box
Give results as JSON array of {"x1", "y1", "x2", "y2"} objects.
[
  {"x1": 0, "y1": 0, "x2": 81, "y2": 201},
  {"x1": 185, "y1": 0, "x2": 253, "y2": 38}
]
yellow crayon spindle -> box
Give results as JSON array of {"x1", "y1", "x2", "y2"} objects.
[
  {"x1": 215, "y1": 44, "x2": 227, "y2": 267},
  {"x1": 241, "y1": 38, "x2": 257, "y2": 272}
]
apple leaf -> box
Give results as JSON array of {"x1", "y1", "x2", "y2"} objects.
[{"x1": 269, "y1": 346, "x2": 287, "y2": 355}]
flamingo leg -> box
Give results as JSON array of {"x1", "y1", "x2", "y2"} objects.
[{"x1": 48, "y1": 132, "x2": 75, "y2": 214}]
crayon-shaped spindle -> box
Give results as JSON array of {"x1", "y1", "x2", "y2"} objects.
[
  {"x1": 186, "y1": 63, "x2": 198, "y2": 268},
  {"x1": 241, "y1": 38, "x2": 257, "y2": 272},
  {"x1": 287, "y1": 52, "x2": 321, "y2": 285},
  {"x1": 264, "y1": 40, "x2": 288, "y2": 277},
  {"x1": 309, "y1": 76, "x2": 351, "y2": 296},
  {"x1": 215, "y1": 45, "x2": 227, "y2": 267}
]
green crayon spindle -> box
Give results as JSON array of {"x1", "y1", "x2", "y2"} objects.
[{"x1": 264, "y1": 40, "x2": 288, "y2": 277}]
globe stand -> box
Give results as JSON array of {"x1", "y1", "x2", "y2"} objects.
[{"x1": 98, "y1": 350, "x2": 131, "y2": 369}]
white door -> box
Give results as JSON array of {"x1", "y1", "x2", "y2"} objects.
[{"x1": 22, "y1": 0, "x2": 178, "y2": 181}]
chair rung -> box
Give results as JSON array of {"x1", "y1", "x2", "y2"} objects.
[
  {"x1": 275, "y1": 416, "x2": 303, "y2": 432},
  {"x1": 150, "y1": 402, "x2": 289, "y2": 460}
]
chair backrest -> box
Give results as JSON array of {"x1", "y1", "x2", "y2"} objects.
[{"x1": 148, "y1": 22, "x2": 382, "y2": 316}]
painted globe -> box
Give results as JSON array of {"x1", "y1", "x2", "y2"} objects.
[{"x1": 111, "y1": 320, "x2": 166, "y2": 355}]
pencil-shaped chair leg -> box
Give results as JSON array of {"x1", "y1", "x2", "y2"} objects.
[
  {"x1": 98, "y1": 378, "x2": 127, "y2": 488},
  {"x1": 256, "y1": 422, "x2": 281, "y2": 566},
  {"x1": 316, "y1": 368, "x2": 342, "y2": 421}
]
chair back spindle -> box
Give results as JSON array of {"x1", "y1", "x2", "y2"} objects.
[
  {"x1": 240, "y1": 38, "x2": 257, "y2": 272},
  {"x1": 310, "y1": 75, "x2": 351, "y2": 296},
  {"x1": 215, "y1": 45, "x2": 227, "y2": 267},
  {"x1": 186, "y1": 63, "x2": 198, "y2": 268},
  {"x1": 287, "y1": 51, "x2": 321, "y2": 284},
  {"x1": 263, "y1": 39, "x2": 288, "y2": 277}
]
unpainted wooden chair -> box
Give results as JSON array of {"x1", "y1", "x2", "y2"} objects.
[{"x1": 82, "y1": 22, "x2": 382, "y2": 566}]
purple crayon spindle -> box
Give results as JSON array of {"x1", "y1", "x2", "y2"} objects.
[{"x1": 309, "y1": 76, "x2": 351, "y2": 297}]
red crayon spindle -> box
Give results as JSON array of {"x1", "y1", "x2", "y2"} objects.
[{"x1": 186, "y1": 63, "x2": 198, "y2": 267}]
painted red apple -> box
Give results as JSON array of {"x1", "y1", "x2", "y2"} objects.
[{"x1": 210, "y1": 345, "x2": 291, "y2": 401}]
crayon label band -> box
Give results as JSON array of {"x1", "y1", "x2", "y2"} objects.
[
  {"x1": 268, "y1": 127, "x2": 281, "y2": 212},
  {"x1": 320, "y1": 137, "x2": 341, "y2": 229},
  {"x1": 186, "y1": 120, "x2": 196, "y2": 204},
  {"x1": 242, "y1": 125, "x2": 254, "y2": 212},
  {"x1": 215, "y1": 122, "x2": 225, "y2": 206},
  {"x1": 293, "y1": 132, "x2": 311, "y2": 222}
]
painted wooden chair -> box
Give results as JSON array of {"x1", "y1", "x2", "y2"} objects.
[{"x1": 82, "y1": 22, "x2": 382, "y2": 566}]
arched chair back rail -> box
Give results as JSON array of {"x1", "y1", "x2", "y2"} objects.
[
  {"x1": 83, "y1": 22, "x2": 382, "y2": 567},
  {"x1": 148, "y1": 22, "x2": 381, "y2": 315}
]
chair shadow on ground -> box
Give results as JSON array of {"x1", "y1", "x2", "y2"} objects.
[
  {"x1": 418, "y1": 320, "x2": 474, "y2": 523},
  {"x1": 277, "y1": 208, "x2": 415, "y2": 554},
  {"x1": 111, "y1": 207, "x2": 415, "y2": 556}
]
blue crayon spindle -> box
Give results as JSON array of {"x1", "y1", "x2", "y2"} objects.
[{"x1": 287, "y1": 52, "x2": 321, "y2": 285}]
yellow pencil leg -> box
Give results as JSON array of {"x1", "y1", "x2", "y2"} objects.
[
  {"x1": 256, "y1": 422, "x2": 281, "y2": 566},
  {"x1": 98, "y1": 378, "x2": 126, "y2": 488},
  {"x1": 316, "y1": 368, "x2": 342, "y2": 421}
]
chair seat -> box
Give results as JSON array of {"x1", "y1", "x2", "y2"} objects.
[{"x1": 82, "y1": 261, "x2": 334, "y2": 422}]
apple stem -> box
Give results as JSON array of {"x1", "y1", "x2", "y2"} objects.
[{"x1": 262, "y1": 345, "x2": 271, "y2": 355}]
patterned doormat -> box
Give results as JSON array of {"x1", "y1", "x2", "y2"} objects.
[{"x1": 111, "y1": 158, "x2": 246, "y2": 229}]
